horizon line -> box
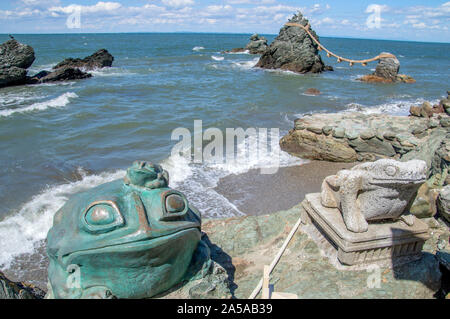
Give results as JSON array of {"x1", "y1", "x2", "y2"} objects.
[{"x1": 1, "y1": 31, "x2": 449, "y2": 45}]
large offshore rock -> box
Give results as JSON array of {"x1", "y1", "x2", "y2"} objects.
[
  {"x1": 0, "y1": 39, "x2": 35, "y2": 69},
  {"x1": 201, "y1": 204, "x2": 443, "y2": 298},
  {"x1": 256, "y1": 12, "x2": 327, "y2": 73},
  {"x1": 0, "y1": 66, "x2": 27, "y2": 87},
  {"x1": 0, "y1": 271, "x2": 45, "y2": 299},
  {"x1": 0, "y1": 38, "x2": 35, "y2": 88},
  {"x1": 54, "y1": 49, "x2": 114, "y2": 70}
]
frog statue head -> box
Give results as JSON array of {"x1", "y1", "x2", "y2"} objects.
[{"x1": 46, "y1": 161, "x2": 202, "y2": 299}]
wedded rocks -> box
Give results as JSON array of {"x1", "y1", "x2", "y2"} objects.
[
  {"x1": 0, "y1": 66, "x2": 27, "y2": 87},
  {"x1": 53, "y1": 49, "x2": 114, "y2": 70},
  {"x1": 358, "y1": 53, "x2": 415, "y2": 84},
  {"x1": 256, "y1": 12, "x2": 329, "y2": 74}
]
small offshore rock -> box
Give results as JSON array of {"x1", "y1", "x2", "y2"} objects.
[
  {"x1": 245, "y1": 34, "x2": 269, "y2": 54},
  {"x1": 304, "y1": 88, "x2": 321, "y2": 95},
  {"x1": 28, "y1": 67, "x2": 92, "y2": 83}
]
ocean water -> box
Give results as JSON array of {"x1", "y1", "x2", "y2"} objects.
[{"x1": 0, "y1": 33, "x2": 449, "y2": 281}]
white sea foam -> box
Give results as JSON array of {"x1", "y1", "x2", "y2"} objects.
[
  {"x1": 345, "y1": 98, "x2": 440, "y2": 116},
  {"x1": 0, "y1": 91, "x2": 47, "y2": 108},
  {"x1": 161, "y1": 133, "x2": 303, "y2": 218},
  {"x1": 87, "y1": 67, "x2": 135, "y2": 77},
  {"x1": 0, "y1": 92, "x2": 78, "y2": 117},
  {"x1": 0, "y1": 169, "x2": 125, "y2": 268},
  {"x1": 211, "y1": 55, "x2": 224, "y2": 61},
  {"x1": 225, "y1": 50, "x2": 250, "y2": 55},
  {"x1": 192, "y1": 46, "x2": 205, "y2": 51},
  {"x1": 231, "y1": 57, "x2": 259, "y2": 70}
]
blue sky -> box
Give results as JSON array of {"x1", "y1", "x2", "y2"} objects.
[{"x1": 1, "y1": 1, "x2": 449, "y2": 42}]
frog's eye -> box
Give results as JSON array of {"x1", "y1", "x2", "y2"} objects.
[
  {"x1": 160, "y1": 191, "x2": 189, "y2": 221},
  {"x1": 82, "y1": 201, "x2": 124, "y2": 234},
  {"x1": 384, "y1": 165, "x2": 398, "y2": 176}
]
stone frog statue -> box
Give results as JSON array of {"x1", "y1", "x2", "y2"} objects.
[
  {"x1": 321, "y1": 159, "x2": 427, "y2": 233},
  {"x1": 46, "y1": 161, "x2": 204, "y2": 299}
]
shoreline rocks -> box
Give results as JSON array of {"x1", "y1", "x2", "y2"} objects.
[
  {"x1": 358, "y1": 53, "x2": 415, "y2": 83},
  {"x1": 256, "y1": 12, "x2": 331, "y2": 74},
  {"x1": 0, "y1": 271, "x2": 45, "y2": 299}
]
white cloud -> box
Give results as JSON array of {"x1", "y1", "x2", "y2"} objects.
[{"x1": 161, "y1": 0, "x2": 194, "y2": 8}]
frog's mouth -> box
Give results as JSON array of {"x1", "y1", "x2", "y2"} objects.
[
  {"x1": 61, "y1": 227, "x2": 201, "y2": 266},
  {"x1": 370, "y1": 177, "x2": 425, "y2": 185}
]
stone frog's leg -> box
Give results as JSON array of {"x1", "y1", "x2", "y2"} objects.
[
  {"x1": 339, "y1": 171, "x2": 368, "y2": 233},
  {"x1": 80, "y1": 286, "x2": 116, "y2": 299},
  {"x1": 321, "y1": 175, "x2": 340, "y2": 208},
  {"x1": 399, "y1": 214, "x2": 415, "y2": 226}
]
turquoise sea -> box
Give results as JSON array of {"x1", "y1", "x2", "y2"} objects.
[{"x1": 0, "y1": 33, "x2": 449, "y2": 282}]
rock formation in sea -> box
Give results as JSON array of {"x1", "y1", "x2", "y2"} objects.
[
  {"x1": 358, "y1": 53, "x2": 415, "y2": 83},
  {"x1": 0, "y1": 38, "x2": 35, "y2": 88},
  {"x1": 256, "y1": 12, "x2": 330, "y2": 73},
  {"x1": 53, "y1": 49, "x2": 114, "y2": 71},
  {"x1": 245, "y1": 34, "x2": 269, "y2": 54},
  {"x1": 225, "y1": 33, "x2": 269, "y2": 54}
]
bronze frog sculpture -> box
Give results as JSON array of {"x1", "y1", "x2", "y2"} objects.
[
  {"x1": 321, "y1": 159, "x2": 427, "y2": 233},
  {"x1": 46, "y1": 161, "x2": 202, "y2": 299}
]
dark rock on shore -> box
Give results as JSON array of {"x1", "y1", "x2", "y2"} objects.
[
  {"x1": 27, "y1": 67, "x2": 92, "y2": 84},
  {"x1": 256, "y1": 12, "x2": 329, "y2": 73},
  {"x1": 0, "y1": 271, "x2": 45, "y2": 299},
  {"x1": 54, "y1": 49, "x2": 114, "y2": 71},
  {"x1": 358, "y1": 53, "x2": 415, "y2": 83},
  {"x1": 0, "y1": 39, "x2": 35, "y2": 88}
]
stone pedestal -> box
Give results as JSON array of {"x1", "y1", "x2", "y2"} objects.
[{"x1": 302, "y1": 193, "x2": 430, "y2": 266}]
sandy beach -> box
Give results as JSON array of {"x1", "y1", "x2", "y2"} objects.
[{"x1": 215, "y1": 161, "x2": 356, "y2": 216}]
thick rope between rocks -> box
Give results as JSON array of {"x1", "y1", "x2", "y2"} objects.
[{"x1": 285, "y1": 22, "x2": 396, "y2": 66}]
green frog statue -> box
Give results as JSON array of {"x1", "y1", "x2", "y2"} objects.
[{"x1": 46, "y1": 161, "x2": 214, "y2": 299}]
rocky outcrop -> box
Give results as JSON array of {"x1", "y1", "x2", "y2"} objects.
[
  {"x1": 225, "y1": 34, "x2": 269, "y2": 54},
  {"x1": 410, "y1": 93, "x2": 450, "y2": 117},
  {"x1": 281, "y1": 111, "x2": 450, "y2": 165},
  {"x1": 0, "y1": 38, "x2": 35, "y2": 88},
  {"x1": 198, "y1": 204, "x2": 445, "y2": 298},
  {"x1": 256, "y1": 12, "x2": 329, "y2": 73},
  {"x1": 27, "y1": 67, "x2": 92, "y2": 84},
  {"x1": 0, "y1": 271, "x2": 45, "y2": 299},
  {"x1": 438, "y1": 185, "x2": 450, "y2": 223},
  {"x1": 53, "y1": 49, "x2": 114, "y2": 71},
  {"x1": 358, "y1": 53, "x2": 415, "y2": 83}
]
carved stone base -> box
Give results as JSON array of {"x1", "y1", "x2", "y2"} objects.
[{"x1": 302, "y1": 193, "x2": 430, "y2": 266}]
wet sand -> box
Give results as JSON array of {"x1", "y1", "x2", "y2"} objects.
[{"x1": 215, "y1": 160, "x2": 356, "y2": 216}]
